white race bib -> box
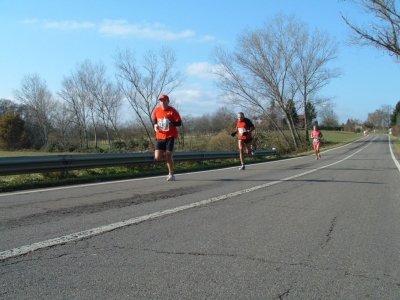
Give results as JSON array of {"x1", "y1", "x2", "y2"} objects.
[{"x1": 158, "y1": 118, "x2": 170, "y2": 132}]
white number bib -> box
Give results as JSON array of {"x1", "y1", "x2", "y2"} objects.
[{"x1": 158, "y1": 118, "x2": 170, "y2": 132}]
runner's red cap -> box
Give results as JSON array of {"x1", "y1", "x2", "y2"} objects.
[{"x1": 158, "y1": 94, "x2": 169, "y2": 101}]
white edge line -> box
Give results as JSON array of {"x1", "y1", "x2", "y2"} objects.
[
  {"x1": 0, "y1": 140, "x2": 372, "y2": 261},
  {"x1": 388, "y1": 135, "x2": 400, "y2": 171}
]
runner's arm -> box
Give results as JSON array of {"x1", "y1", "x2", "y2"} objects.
[{"x1": 169, "y1": 120, "x2": 182, "y2": 127}]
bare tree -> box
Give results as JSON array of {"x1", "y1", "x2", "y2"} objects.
[
  {"x1": 292, "y1": 28, "x2": 341, "y2": 140},
  {"x1": 341, "y1": 0, "x2": 400, "y2": 61},
  {"x1": 59, "y1": 72, "x2": 91, "y2": 149},
  {"x1": 115, "y1": 47, "x2": 185, "y2": 146},
  {"x1": 211, "y1": 107, "x2": 236, "y2": 133},
  {"x1": 13, "y1": 74, "x2": 57, "y2": 147},
  {"x1": 368, "y1": 104, "x2": 394, "y2": 127},
  {"x1": 380, "y1": 104, "x2": 394, "y2": 127},
  {"x1": 77, "y1": 61, "x2": 100, "y2": 148},
  {"x1": 212, "y1": 14, "x2": 336, "y2": 150},
  {"x1": 319, "y1": 105, "x2": 339, "y2": 127},
  {"x1": 97, "y1": 83, "x2": 123, "y2": 143},
  {"x1": 191, "y1": 114, "x2": 213, "y2": 137},
  {"x1": 59, "y1": 60, "x2": 122, "y2": 149},
  {"x1": 78, "y1": 60, "x2": 123, "y2": 145},
  {"x1": 52, "y1": 102, "x2": 75, "y2": 148},
  {"x1": 0, "y1": 99, "x2": 21, "y2": 115}
]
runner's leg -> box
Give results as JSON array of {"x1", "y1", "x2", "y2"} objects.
[
  {"x1": 238, "y1": 140, "x2": 245, "y2": 165},
  {"x1": 245, "y1": 141, "x2": 252, "y2": 154},
  {"x1": 165, "y1": 150, "x2": 174, "y2": 174},
  {"x1": 154, "y1": 150, "x2": 165, "y2": 160}
]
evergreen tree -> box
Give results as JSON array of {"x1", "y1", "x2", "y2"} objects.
[
  {"x1": 305, "y1": 102, "x2": 317, "y2": 129},
  {"x1": 390, "y1": 101, "x2": 400, "y2": 126},
  {"x1": 0, "y1": 110, "x2": 30, "y2": 150}
]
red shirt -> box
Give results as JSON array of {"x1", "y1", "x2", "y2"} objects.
[
  {"x1": 237, "y1": 118, "x2": 254, "y2": 141},
  {"x1": 153, "y1": 106, "x2": 181, "y2": 139}
]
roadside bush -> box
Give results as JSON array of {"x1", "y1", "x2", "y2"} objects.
[
  {"x1": 112, "y1": 141, "x2": 126, "y2": 150},
  {"x1": 126, "y1": 139, "x2": 139, "y2": 150},
  {"x1": 254, "y1": 130, "x2": 294, "y2": 155},
  {"x1": 392, "y1": 124, "x2": 400, "y2": 137},
  {"x1": 207, "y1": 130, "x2": 237, "y2": 151},
  {"x1": 137, "y1": 136, "x2": 150, "y2": 151},
  {"x1": 182, "y1": 137, "x2": 208, "y2": 151},
  {"x1": 45, "y1": 143, "x2": 79, "y2": 153},
  {"x1": 45, "y1": 143, "x2": 62, "y2": 153},
  {"x1": 44, "y1": 143, "x2": 79, "y2": 153},
  {"x1": 65, "y1": 144, "x2": 78, "y2": 152}
]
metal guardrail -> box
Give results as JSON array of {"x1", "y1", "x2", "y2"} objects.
[{"x1": 0, "y1": 150, "x2": 277, "y2": 176}]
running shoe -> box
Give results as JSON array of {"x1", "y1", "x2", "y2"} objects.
[
  {"x1": 167, "y1": 174, "x2": 176, "y2": 181},
  {"x1": 318, "y1": 153, "x2": 321, "y2": 159},
  {"x1": 251, "y1": 145, "x2": 255, "y2": 155},
  {"x1": 239, "y1": 165, "x2": 245, "y2": 170}
]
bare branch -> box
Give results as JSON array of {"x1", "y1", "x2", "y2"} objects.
[
  {"x1": 341, "y1": 0, "x2": 400, "y2": 61},
  {"x1": 115, "y1": 47, "x2": 185, "y2": 144}
]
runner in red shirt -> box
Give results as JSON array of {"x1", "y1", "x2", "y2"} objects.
[
  {"x1": 231, "y1": 112, "x2": 255, "y2": 170},
  {"x1": 153, "y1": 94, "x2": 182, "y2": 181},
  {"x1": 310, "y1": 124, "x2": 323, "y2": 160}
]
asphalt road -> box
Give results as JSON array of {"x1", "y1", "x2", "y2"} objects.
[{"x1": 1, "y1": 134, "x2": 399, "y2": 299}]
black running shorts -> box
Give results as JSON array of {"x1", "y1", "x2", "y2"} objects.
[{"x1": 156, "y1": 137, "x2": 175, "y2": 152}]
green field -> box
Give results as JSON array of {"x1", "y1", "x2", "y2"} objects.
[{"x1": 321, "y1": 131, "x2": 362, "y2": 144}]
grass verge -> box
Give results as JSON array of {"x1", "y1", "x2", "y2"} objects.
[{"x1": 392, "y1": 135, "x2": 400, "y2": 157}]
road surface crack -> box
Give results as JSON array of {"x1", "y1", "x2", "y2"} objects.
[{"x1": 321, "y1": 216, "x2": 337, "y2": 248}]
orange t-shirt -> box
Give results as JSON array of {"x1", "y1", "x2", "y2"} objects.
[
  {"x1": 153, "y1": 106, "x2": 181, "y2": 139},
  {"x1": 237, "y1": 118, "x2": 254, "y2": 141}
]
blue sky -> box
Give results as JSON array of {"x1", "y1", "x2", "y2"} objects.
[{"x1": 1, "y1": 0, "x2": 399, "y2": 124}]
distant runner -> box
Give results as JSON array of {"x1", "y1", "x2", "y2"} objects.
[
  {"x1": 231, "y1": 112, "x2": 255, "y2": 170},
  {"x1": 310, "y1": 124, "x2": 323, "y2": 160}
]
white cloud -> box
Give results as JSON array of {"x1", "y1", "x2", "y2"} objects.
[
  {"x1": 23, "y1": 18, "x2": 213, "y2": 42},
  {"x1": 186, "y1": 62, "x2": 219, "y2": 80},
  {"x1": 99, "y1": 19, "x2": 195, "y2": 40},
  {"x1": 43, "y1": 20, "x2": 95, "y2": 30}
]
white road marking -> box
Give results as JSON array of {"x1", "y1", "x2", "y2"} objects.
[
  {"x1": 0, "y1": 139, "x2": 376, "y2": 261},
  {"x1": 388, "y1": 135, "x2": 400, "y2": 172}
]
